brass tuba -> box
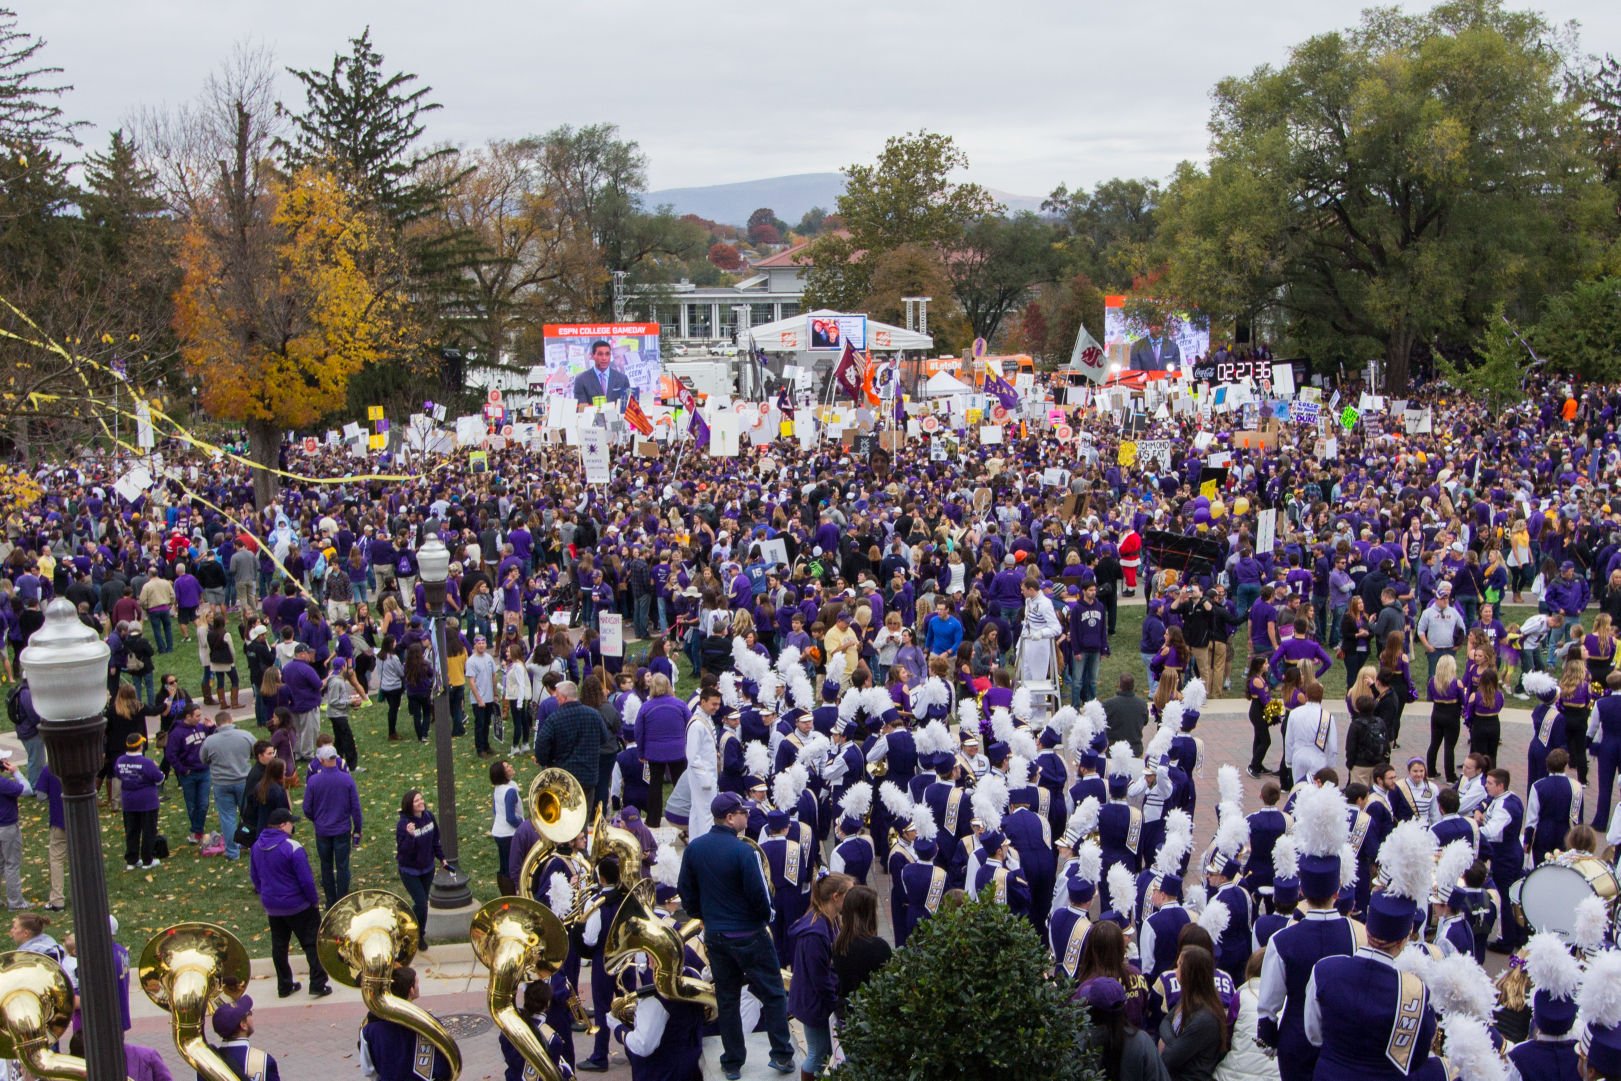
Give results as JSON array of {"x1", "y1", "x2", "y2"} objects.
[
  {"x1": 517, "y1": 768, "x2": 590, "y2": 902},
  {"x1": 0, "y1": 952, "x2": 83, "y2": 1081},
  {"x1": 319, "y1": 890, "x2": 462, "y2": 1080},
  {"x1": 470, "y1": 897, "x2": 570, "y2": 1081},
  {"x1": 743, "y1": 834, "x2": 775, "y2": 898},
  {"x1": 603, "y1": 879, "x2": 717, "y2": 1023},
  {"x1": 139, "y1": 923, "x2": 251, "y2": 1081},
  {"x1": 590, "y1": 804, "x2": 646, "y2": 886}
]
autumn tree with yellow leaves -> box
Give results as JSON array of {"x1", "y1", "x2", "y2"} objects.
[{"x1": 173, "y1": 164, "x2": 412, "y2": 504}]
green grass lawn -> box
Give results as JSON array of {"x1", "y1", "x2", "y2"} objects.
[{"x1": 20, "y1": 599, "x2": 1540, "y2": 953}]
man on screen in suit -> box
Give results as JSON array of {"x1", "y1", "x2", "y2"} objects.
[
  {"x1": 572, "y1": 339, "x2": 632, "y2": 405},
  {"x1": 1128, "y1": 322, "x2": 1182, "y2": 373}
]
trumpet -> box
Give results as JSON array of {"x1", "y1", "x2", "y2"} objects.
[
  {"x1": 0, "y1": 952, "x2": 81, "y2": 1081},
  {"x1": 319, "y1": 890, "x2": 462, "y2": 1081},
  {"x1": 138, "y1": 922, "x2": 251, "y2": 1081},
  {"x1": 470, "y1": 897, "x2": 570, "y2": 1081}
]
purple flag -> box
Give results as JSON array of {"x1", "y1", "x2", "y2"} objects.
[{"x1": 688, "y1": 410, "x2": 710, "y2": 449}]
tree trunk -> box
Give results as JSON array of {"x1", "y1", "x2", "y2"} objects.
[
  {"x1": 1385, "y1": 329, "x2": 1414, "y2": 394},
  {"x1": 248, "y1": 421, "x2": 281, "y2": 509}
]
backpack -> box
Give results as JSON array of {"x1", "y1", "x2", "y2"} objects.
[
  {"x1": 5, "y1": 684, "x2": 22, "y2": 729},
  {"x1": 1354, "y1": 714, "x2": 1389, "y2": 764}
]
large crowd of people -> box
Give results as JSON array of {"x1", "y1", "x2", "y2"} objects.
[{"x1": 4, "y1": 368, "x2": 1621, "y2": 1080}]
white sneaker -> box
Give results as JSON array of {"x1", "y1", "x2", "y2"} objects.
[
  {"x1": 142, "y1": 859, "x2": 161, "y2": 869},
  {"x1": 125, "y1": 863, "x2": 136, "y2": 872}
]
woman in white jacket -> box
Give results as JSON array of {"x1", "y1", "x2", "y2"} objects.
[
  {"x1": 501, "y1": 643, "x2": 533, "y2": 754},
  {"x1": 683, "y1": 690, "x2": 720, "y2": 837},
  {"x1": 1212, "y1": 952, "x2": 1277, "y2": 1081}
]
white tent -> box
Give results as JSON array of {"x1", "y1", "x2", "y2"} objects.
[
  {"x1": 921, "y1": 371, "x2": 974, "y2": 398},
  {"x1": 747, "y1": 309, "x2": 933, "y2": 353}
]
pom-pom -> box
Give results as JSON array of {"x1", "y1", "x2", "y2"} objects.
[
  {"x1": 1524, "y1": 931, "x2": 1583, "y2": 1001},
  {"x1": 1074, "y1": 840, "x2": 1102, "y2": 885},
  {"x1": 1181, "y1": 678, "x2": 1208, "y2": 714},
  {"x1": 839, "y1": 781, "x2": 874, "y2": 822},
  {"x1": 1441, "y1": 1015, "x2": 1507, "y2": 1081},
  {"x1": 1062, "y1": 797, "x2": 1101, "y2": 848},
  {"x1": 1198, "y1": 897, "x2": 1231, "y2": 940},
  {"x1": 744, "y1": 741, "x2": 770, "y2": 780},
  {"x1": 1426, "y1": 953, "x2": 1497, "y2": 1020},
  {"x1": 972, "y1": 773, "x2": 1009, "y2": 831},
  {"x1": 1580, "y1": 948, "x2": 1621, "y2": 1027},
  {"x1": 1108, "y1": 863, "x2": 1137, "y2": 920},
  {"x1": 1434, "y1": 840, "x2": 1474, "y2": 901},
  {"x1": 1217, "y1": 764, "x2": 1242, "y2": 810},
  {"x1": 1376, "y1": 820, "x2": 1438, "y2": 903},
  {"x1": 1273, "y1": 835, "x2": 1299, "y2": 881},
  {"x1": 1011, "y1": 686, "x2": 1033, "y2": 721},
  {"x1": 1292, "y1": 782, "x2": 1350, "y2": 857},
  {"x1": 546, "y1": 873, "x2": 574, "y2": 919},
  {"x1": 1573, "y1": 896, "x2": 1610, "y2": 955}
]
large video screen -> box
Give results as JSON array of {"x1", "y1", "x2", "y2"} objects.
[
  {"x1": 540, "y1": 323, "x2": 662, "y2": 405},
  {"x1": 807, "y1": 315, "x2": 867, "y2": 351},
  {"x1": 1103, "y1": 297, "x2": 1210, "y2": 374}
]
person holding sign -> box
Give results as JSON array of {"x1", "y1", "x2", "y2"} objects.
[{"x1": 572, "y1": 339, "x2": 631, "y2": 405}]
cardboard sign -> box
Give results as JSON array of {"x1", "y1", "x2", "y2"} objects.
[
  {"x1": 302, "y1": 437, "x2": 318, "y2": 454},
  {"x1": 598, "y1": 613, "x2": 624, "y2": 657},
  {"x1": 1117, "y1": 441, "x2": 1137, "y2": 466},
  {"x1": 367, "y1": 405, "x2": 384, "y2": 421},
  {"x1": 579, "y1": 427, "x2": 612, "y2": 484},
  {"x1": 1232, "y1": 430, "x2": 1275, "y2": 451}
]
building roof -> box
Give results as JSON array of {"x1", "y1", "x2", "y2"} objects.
[{"x1": 751, "y1": 240, "x2": 813, "y2": 269}]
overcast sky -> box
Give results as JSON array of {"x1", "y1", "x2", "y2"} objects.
[{"x1": 26, "y1": 0, "x2": 1621, "y2": 197}]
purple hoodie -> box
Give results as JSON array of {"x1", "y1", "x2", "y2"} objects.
[
  {"x1": 249, "y1": 828, "x2": 320, "y2": 916},
  {"x1": 301, "y1": 765, "x2": 363, "y2": 839}
]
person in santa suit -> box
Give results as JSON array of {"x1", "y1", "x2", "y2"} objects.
[
  {"x1": 1504, "y1": 932, "x2": 1582, "y2": 1081},
  {"x1": 1118, "y1": 526, "x2": 1143, "y2": 598},
  {"x1": 359, "y1": 967, "x2": 455, "y2": 1081},
  {"x1": 1303, "y1": 820, "x2": 1438, "y2": 1081}
]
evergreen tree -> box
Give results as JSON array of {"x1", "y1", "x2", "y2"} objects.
[{"x1": 0, "y1": 8, "x2": 80, "y2": 147}]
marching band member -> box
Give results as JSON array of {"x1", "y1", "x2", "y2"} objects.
[
  {"x1": 1050, "y1": 840, "x2": 1101, "y2": 983},
  {"x1": 1428, "y1": 840, "x2": 1478, "y2": 959},
  {"x1": 1522, "y1": 670, "x2": 1564, "y2": 786},
  {"x1": 829, "y1": 782, "x2": 876, "y2": 885},
  {"x1": 360, "y1": 967, "x2": 455, "y2": 1081},
  {"x1": 1388, "y1": 758, "x2": 1441, "y2": 825},
  {"x1": 1524, "y1": 748, "x2": 1584, "y2": 865},
  {"x1": 1005, "y1": 761, "x2": 1056, "y2": 929},
  {"x1": 1302, "y1": 820, "x2": 1437, "y2": 1081},
  {"x1": 1099, "y1": 742, "x2": 1144, "y2": 889},
  {"x1": 1138, "y1": 813, "x2": 1194, "y2": 986},
  {"x1": 759, "y1": 807, "x2": 809, "y2": 959},
  {"x1": 1252, "y1": 837, "x2": 1298, "y2": 952},
  {"x1": 1505, "y1": 932, "x2": 1582, "y2": 1081},
  {"x1": 1257, "y1": 783, "x2": 1361, "y2": 1081},
  {"x1": 1204, "y1": 771, "x2": 1255, "y2": 982},
  {"x1": 971, "y1": 828, "x2": 1031, "y2": 917},
  {"x1": 1477, "y1": 766, "x2": 1526, "y2": 954}
]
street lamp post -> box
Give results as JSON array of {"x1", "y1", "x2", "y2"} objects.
[
  {"x1": 416, "y1": 536, "x2": 472, "y2": 910},
  {"x1": 19, "y1": 599, "x2": 125, "y2": 1080}
]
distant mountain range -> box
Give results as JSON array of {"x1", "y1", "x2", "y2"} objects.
[{"x1": 646, "y1": 172, "x2": 1047, "y2": 228}]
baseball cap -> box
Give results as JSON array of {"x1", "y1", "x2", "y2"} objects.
[
  {"x1": 266, "y1": 808, "x2": 294, "y2": 827},
  {"x1": 213, "y1": 995, "x2": 254, "y2": 1038},
  {"x1": 710, "y1": 793, "x2": 745, "y2": 817},
  {"x1": 1435, "y1": 582, "x2": 1452, "y2": 596}
]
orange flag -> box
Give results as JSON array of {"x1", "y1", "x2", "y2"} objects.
[{"x1": 624, "y1": 396, "x2": 654, "y2": 438}]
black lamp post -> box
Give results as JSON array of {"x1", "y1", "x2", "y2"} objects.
[
  {"x1": 20, "y1": 599, "x2": 126, "y2": 1080},
  {"x1": 416, "y1": 536, "x2": 472, "y2": 910}
]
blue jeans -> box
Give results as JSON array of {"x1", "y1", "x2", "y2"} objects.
[
  {"x1": 1069, "y1": 652, "x2": 1100, "y2": 707},
  {"x1": 706, "y1": 928, "x2": 793, "y2": 1071},
  {"x1": 178, "y1": 769, "x2": 211, "y2": 836},
  {"x1": 801, "y1": 1018, "x2": 833, "y2": 1073},
  {"x1": 657, "y1": 597, "x2": 670, "y2": 633},
  {"x1": 149, "y1": 611, "x2": 174, "y2": 653},
  {"x1": 316, "y1": 834, "x2": 352, "y2": 909},
  {"x1": 1235, "y1": 583, "x2": 1262, "y2": 620},
  {"x1": 127, "y1": 670, "x2": 154, "y2": 706},
  {"x1": 19, "y1": 734, "x2": 43, "y2": 788},
  {"x1": 214, "y1": 780, "x2": 246, "y2": 858},
  {"x1": 1329, "y1": 605, "x2": 1347, "y2": 648},
  {"x1": 1141, "y1": 652, "x2": 1158, "y2": 695},
  {"x1": 633, "y1": 593, "x2": 652, "y2": 639}
]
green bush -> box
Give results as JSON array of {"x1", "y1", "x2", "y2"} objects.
[{"x1": 832, "y1": 895, "x2": 1101, "y2": 1081}]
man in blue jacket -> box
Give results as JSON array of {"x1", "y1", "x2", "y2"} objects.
[
  {"x1": 301, "y1": 745, "x2": 363, "y2": 907},
  {"x1": 249, "y1": 808, "x2": 333, "y2": 998},
  {"x1": 923, "y1": 599, "x2": 963, "y2": 659},
  {"x1": 677, "y1": 792, "x2": 793, "y2": 1079}
]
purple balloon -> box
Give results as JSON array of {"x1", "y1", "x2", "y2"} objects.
[
  {"x1": 1193, "y1": 507, "x2": 1212, "y2": 525},
  {"x1": 1194, "y1": 496, "x2": 1210, "y2": 509}
]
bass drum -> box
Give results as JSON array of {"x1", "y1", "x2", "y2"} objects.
[{"x1": 1513, "y1": 856, "x2": 1619, "y2": 938}]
